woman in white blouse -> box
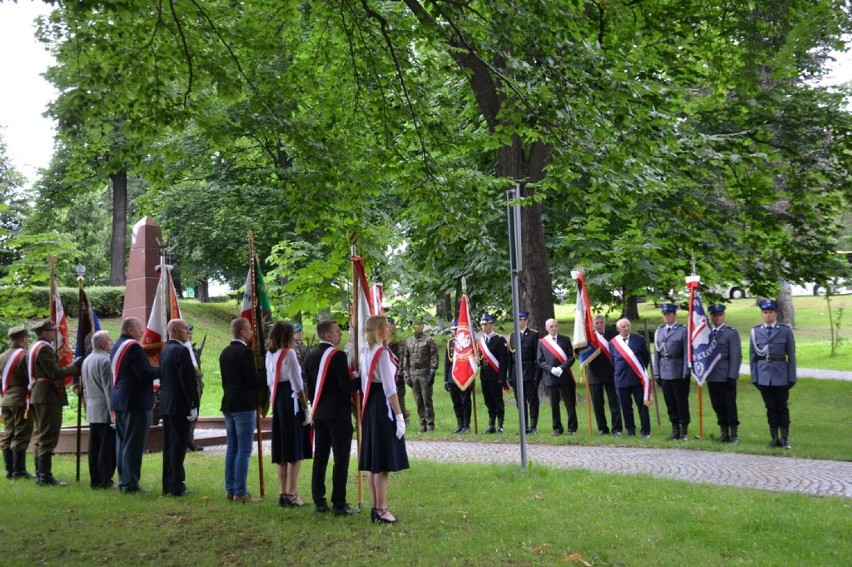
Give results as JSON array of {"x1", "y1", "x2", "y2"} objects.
[
  {"x1": 266, "y1": 322, "x2": 311, "y2": 508},
  {"x1": 358, "y1": 315, "x2": 409, "y2": 524}
]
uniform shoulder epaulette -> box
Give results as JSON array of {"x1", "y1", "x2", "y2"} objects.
[
  {"x1": 529, "y1": 328, "x2": 539, "y2": 334},
  {"x1": 778, "y1": 322, "x2": 791, "y2": 328},
  {"x1": 752, "y1": 324, "x2": 763, "y2": 329},
  {"x1": 728, "y1": 326, "x2": 736, "y2": 332}
]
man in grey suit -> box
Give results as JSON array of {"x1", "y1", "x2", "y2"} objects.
[
  {"x1": 653, "y1": 304, "x2": 691, "y2": 441},
  {"x1": 750, "y1": 299, "x2": 796, "y2": 449},
  {"x1": 81, "y1": 330, "x2": 116, "y2": 488},
  {"x1": 705, "y1": 305, "x2": 743, "y2": 444}
]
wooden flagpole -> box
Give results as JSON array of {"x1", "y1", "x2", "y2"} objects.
[
  {"x1": 248, "y1": 231, "x2": 265, "y2": 498},
  {"x1": 350, "y1": 239, "x2": 363, "y2": 510}
]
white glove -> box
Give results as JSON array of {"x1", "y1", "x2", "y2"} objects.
[
  {"x1": 550, "y1": 367, "x2": 563, "y2": 377},
  {"x1": 302, "y1": 412, "x2": 312, "y2": 426},
  {"x1": 153, "y1": 379, "x2": 161, "y2": 389},
  {"x1": 187, "y1": 408, "x2": 198, "y2": 422},
  {"x1": 352, "y1": 370, "x2": 360, "y2": 379},
  {"x1": 395, "y1": 413, "x2": 406, "y2": 439}
]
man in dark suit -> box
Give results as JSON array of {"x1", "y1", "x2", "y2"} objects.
[
  {"x1": 610, "y1": 318, "x2": 652, "y2": 438},
  {"x1": 750, "y1": 299, "x2": 796, "y2": 449},
  {"x1": 705, "y1": 304, "x2": 743, "y2": 444},
  {"x1": 582, "y1": 316, "x2": 622, "y2": 435},
  {"x1": 508, "y1": 311, "x2": 541, "y2": 434},
  {"x1": 536, "y1": 318, "x2": 577, "y2": 436},
  {"x1": 111, "y1": 317, "x2": 160, "y2": 494},
  {"x1": 478, "y1": 314, "x2": 508, "y2": 433},
  {"x1": 302, "y1": 319, "x2": 359, "y2": 516},
  {"x1": 653, "y1": 304, "x2": 691, "y2": 441},
  {"x1": 159, "y1": 319, "x2": 199, "y2": 496}
]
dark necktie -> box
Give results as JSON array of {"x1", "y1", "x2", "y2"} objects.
[{"x1": 766, "y1": 325, "x2": 773, "y2": 337}]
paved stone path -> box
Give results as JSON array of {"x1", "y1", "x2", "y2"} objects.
[
  {"x1": 739, "y1": 365, "x2": 852, "y2": 381},
  {"x1": 201, "y1": 438, "x2": 852, "y2": 499}
]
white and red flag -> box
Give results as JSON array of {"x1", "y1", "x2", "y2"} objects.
[
  {"x1": 451, "y1": 293, "x2": 478, "y2": 391},
  {"x1": 352, "y1": 256, "x2": 380, "y2": 366},
  {"x1": 49, "y1": 271, "x2": 74, "y2": 374},
  {"x1": 572, "y1": 271, "x2": 610, "y2": 368},
  {"x1": 140, "y1": 264, "x2": 182, "y2": 366}
]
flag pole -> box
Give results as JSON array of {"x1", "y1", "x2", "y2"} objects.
[
  {"x1": 461, "y1": 278, "x2": 479, "y2": 434},
  {"x1": 75, "y1": 273, "x2": 85, "y2": 482},
  {"x1": 248, "y1": 231, "x2": 265, "y2": 498},
  {"x1": 643, "y1": 319, "x2": 662, "y2": 427},
  {"x1": 350, "y1": 239, "x2": 363, "y2": 511}
]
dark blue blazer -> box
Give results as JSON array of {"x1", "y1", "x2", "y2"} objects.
[
  {"x1": 159, "y1": 339, "x2": 199, "y2": 416},
  {"x1": 610, "y1": 334, "x2": 650, "y2": 389},
  {"x1": 110, "y1": 334, "x2": 160, "y2": 412}
]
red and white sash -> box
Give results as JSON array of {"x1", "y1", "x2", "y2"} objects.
[
  {"x1": 478, "y1": 335, "x2": 500, "y2": 373},
  {"x1": 27, "y1": 340, "x2": 51, "y2": 391},
  {"x1": 539, "y1": 335, "x2": 568, "y2": 365},
  {"x1": 111, "y1": 339, "x2": 139, "y2": 386},
  {"x1": 1, "y1": 348, "x2": 26, "y2": 397},
  {"x1": 612, "y1": 335, "x2": 652, "y2": 404},
  {"x1": 310, "y1": 346, "x2": 339, "y2": 420},
  {"x1": 360, "y1": 346, "x2": 388, "y2": 422},
  {"x1": 267, "y1": 348, "x2": 292, "y2": 412}
]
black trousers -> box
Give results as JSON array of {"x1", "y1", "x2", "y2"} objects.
[
  {"x1": 88, "y1": 422, "x2": 116, "y2": 488},
  {"x1": 512, "y1": 380, "x2": 540, "y2": 427},
  {"x1": 589, "y1": 382, "x2": 623, "y2": 434},
  {"x1": 661, "y1": 378, "x2": 691, "y2": 425},
  {"x1": 758, "y1": 385, "x2": 790, "y2": 429},
  {"x1": 707, "y1": 381, "x2": 739, "y2": 427},
  {"x1": 481, "y1": 380, "x2": 504, "y2": 423},
  {"x1": 449, "y1": 383, "x2": 472, "y2": 426},
  {"x1": 311, "y1": 417, "x2": 353, "y2": 509},
  {"x1": 548, "y1": 381, "x2": 577, "y2": 433},
  {"x1": 162, "y1": 415, "x2": 190, "y2": 494},
  {"x1": 617, "y1": 385, "x2": 651, "y2": 436}
]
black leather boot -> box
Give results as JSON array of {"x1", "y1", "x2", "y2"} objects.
[
  {"x1": 718, "y1": 426, "x2": 730, "y2": 443},
  {"x1": 780, "y1": 427, "x2": 791, "y2": 449},
  {"x1": 666, "y1": 424, "x2": 679, "y2": 440},
  {"x1": 36, "y1": 454, "x2": 66, "y2": 487},
  {"x1": 766, "y1": 427, "x2": 780, "y2": 448},
  {"x1": 2, "y1": 448, "x2": 12, "y2": 479},
  {"x1": 13, "y1": 450, "x2": 34, "y2": 479},
  {"x1": 729, "y1": 426, "x2": 739, "y2": 445},
  {"x1": 679, "y1": 424, "x2": 688, "y2": 441}
]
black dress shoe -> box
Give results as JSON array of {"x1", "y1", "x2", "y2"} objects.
[
  {"x1": 568, "y1": 431, "x2": 576, "y2": 436},
  {"x1": 332, "y1": 504, "x2": 361, "y2": 516},
  {"x1": 315, "y1": 503, "x2": 331, "y2": 513},
  {"x1": 484, "y1": 425, "x2": 497, "y2": 434},
  {"x1": 121, "y1": 486, "x2": 148, "y2": 494},
  {"x1": 186, "y1": 444, "x2": 204, "y2": 452},
  {"x1": 553, "y1": 429, "x2": 563, "y2": 437}
]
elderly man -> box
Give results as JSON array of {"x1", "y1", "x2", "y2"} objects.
[
  {"x1": 653, "y1": 304, "x2": 691, "y2": 441},
  {"x1": 160, "y1": 319, "x2": 200, "y2": 496},
  {"x1": 581, "y1": 316, "x2": 622, "y2": 436},
  {"x1": 28, "y1": 319, "x2": 81, "y2": 486},
  {"x1": 401, "y1": 321, "x2": 439, "y2": 433},
  {"x1": 111, "y1": 317, "x2": 160, "y2": 494},
  {"x1": 1, "y1": 326, "x2": 34, "y2": 479},
  {"x1": 610, "y1": 318, "x2": 652, "y2": 438},
  {"x1": 82, "y1": 330, "x2": 116, "y2": 489},
  {"x1": 536, "y1": 318, "x2": 577, "y2": 436},
  {"x1": 750, "y1": 299, "x2": 796, "y2": 449},
  {"x1": 705, "y1": 304, "x2": 743, "y2": 444}
]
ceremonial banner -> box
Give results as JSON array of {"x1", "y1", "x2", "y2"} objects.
[
  {"x1": 352, "y1": 255, "x2": 379, "y2": 364},
  {"x1": 370, "y1": 283, "x2": 385, "y2": 314},
  {"x1": 686, "y1": 277, "x2": 720, "y2": 386},
  {"x1": 75, "y1": 287, "x2": 101, "y2": 359},
  {"x1": 451, "y1": 293, "x2": 478, "y2": 390},
  {"x1": 141, "y1": 265, "x2": 182, "y2": 366},
  {"x1": 572, "y1": 271, "x2": 610, "y2": 368},
  {"x1": 50, "y1": 271, "x2": 74, "y2": 371},
  {"x1": 239, "y1": 245, "x2": 273, "y2": 413}
]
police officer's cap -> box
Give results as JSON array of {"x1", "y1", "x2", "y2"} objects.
[
  {"x1": 660, "y1": 304, "x2": 678, "y2": 314},
  {"x1": 293, "y1": 322, "x2": 303, "y2": 332},
  {"x1": 450, "y1": 319, "x2": 458, "y2": 329},
  {"x1": 517, "y1": 311, "x2": 529, "y2": 319},
  {"x1": 31, "y1": 320, "x2": 58, "y2": 334},
  {"x1": 7, "y1": 326, "x2": 28, "y2": 340},
  {"x1": 708, "y1": 304, "x2": 726, "y2": 315},
  {"x1": 759, "y1": 299, "x2": 779, "y2": 311},
  {"x1": 480, "y1": 314, "x2": 495, "y2": 324}
]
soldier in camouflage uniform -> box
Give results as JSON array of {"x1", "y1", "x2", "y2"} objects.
[
  {"x1": 401, "y1": 322, "x2": 439, "y2": 432},
  {"x1": 1, "y1": 326, "x2": 35, "y2": 479},
  {"x1": 293, "y1": 323, "x2": 310, "y2": 365}
]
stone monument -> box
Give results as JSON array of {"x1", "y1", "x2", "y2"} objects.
[{"x1": 122, "y1": 216, "x2": 162, "y2": 323}]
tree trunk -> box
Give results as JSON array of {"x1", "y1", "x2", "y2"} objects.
[
  {"x1": 778, "y1": 281, "x2": 795, "y2": 328},
  {"x1": 624, "y1": 296, "x2": 641, "y2": 321},
  {"x1": 435, "y1": 292, "x2": 452, "y2": 321},
  {"x1": 194, "y1": 279, "x2": 210, "y2": 303},
  {"x1": 109, "y1": 169, "x2": 127, "y2": 285}
]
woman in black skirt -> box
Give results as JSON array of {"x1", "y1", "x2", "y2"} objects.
[
  {"x1": 358, "y1": 315, "x2": 409, "y2": 524},
  {"x1": 266, "y1": 322, "x2": 311, "y2": 508}
]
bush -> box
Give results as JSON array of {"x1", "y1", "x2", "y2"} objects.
[{"x1": 25, "y1": 286, "x2": 126, "y2": 318}]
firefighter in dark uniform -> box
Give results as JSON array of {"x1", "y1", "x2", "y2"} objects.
[
  {"x1": 479, "y1": 314, "x2": 508, "y2": 433},
  {"x1": 750, "y1": 299, "x2": 796, "y2": 449},
  {"x1": 653, "y1": 304, "x2": 691, "y2": 441},
  {"x1": 1, "y1": 326, "x2": 35, "y2": 479},
  {"x1": 444, "y1": 320, "x2": 472, "y2": 433},
  {"x1": 508, "y1": 311, "x2": 541, "y2": 434},
  {"x1": 705, "y1": 304, "x2": 743, "y2": 444},
  {"x1": 28, "y1": 319, "x2": 80, "y2": 486}
]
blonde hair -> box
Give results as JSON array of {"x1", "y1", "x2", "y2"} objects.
[{"x1": 364, "y1": 315, "x2": 388, "y2": 347}]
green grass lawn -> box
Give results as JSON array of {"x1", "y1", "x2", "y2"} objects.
[{"x1": 1, "y1": 455, "x2": 848, "y2": 566}]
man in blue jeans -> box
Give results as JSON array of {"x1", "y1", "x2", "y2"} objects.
[{"x1": 219, "y1": 318, "x2": 261, "y2": 502}]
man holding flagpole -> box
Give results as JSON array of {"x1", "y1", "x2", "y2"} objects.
[
  {"x1": 585, "y1": 316, "x2": 622, "y2": 436},
  {"x1": 536, "y1": 319, "x2": 577, "y2": 436},
  {"x1": 611, "y1": 318, "x2": 652, "y2": 438},
  {"x1": 444, "y1": 320, "x2": 472, "y2": 434}
]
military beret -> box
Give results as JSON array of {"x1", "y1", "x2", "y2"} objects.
[
  {"x1": 708, "y1": 304, "x2": 726, "y2": 315},
  {"x1": 660, "y1": 304, "x2": 678, "y2": 314},
  {"x1": 7, "y1": 326, "x2": 28, "y2": 339},
  {"x1": 517, "y1": 311, "x2": 529, "y2": 319},
  {"x1": 293, "y1": 323, "x2": 303, "y2": 332},
  {"x1": 759, "y1": 299, "x2": 779, "y2": 311},
  {"x1": 480, "y1": 314, "x2": 495, "y2": 324},
  {"x1": 31, "y1": 319, "x2": 58, "y2": 333}
]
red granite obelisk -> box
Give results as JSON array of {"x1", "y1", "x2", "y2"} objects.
[{"x1": 122, "y1": 216, "x2": 162, "y2": 323}]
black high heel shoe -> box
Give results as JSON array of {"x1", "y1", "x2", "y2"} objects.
[
  {"x1": 370, "y1": 508, "x2": 378, "y2": 522},
  {"x1": 374, "y1": 508, "x2": 399, "y2": 524}
]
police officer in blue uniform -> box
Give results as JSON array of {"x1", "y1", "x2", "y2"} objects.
[
  {"x1": 750, "y1": 299, "x2": 796, "y2": 449},
  {"x1": 653, "y1": 304, "x2": 691, "y2": 441},
  {"x1": 508, "y1": 311, "x2": 541, "y2": 434},
  {"x1": 705, "y1": 304, "x2": 743, "y2": 443}
]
